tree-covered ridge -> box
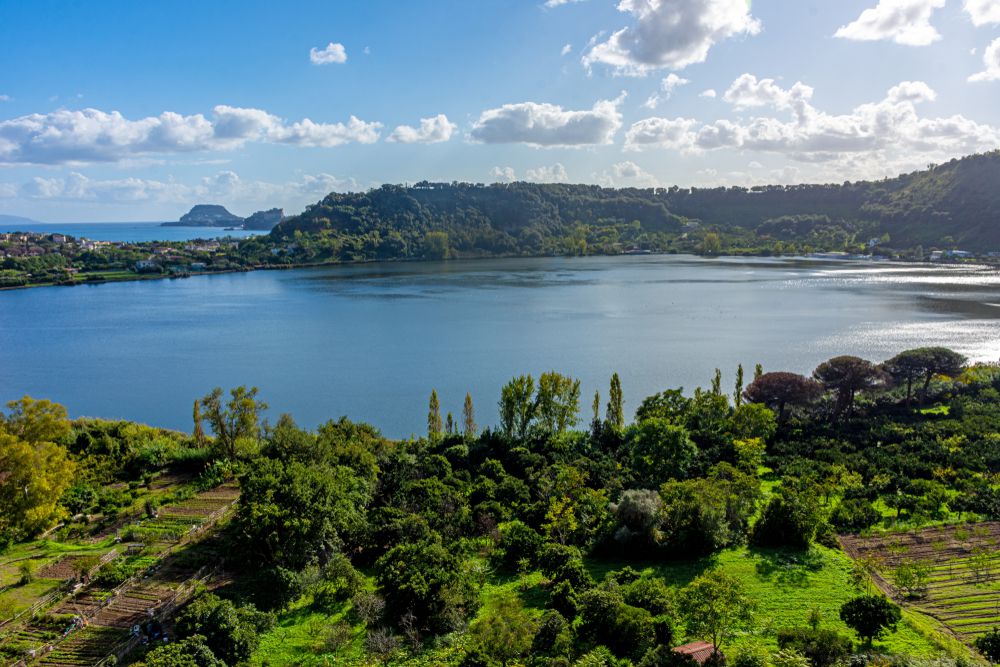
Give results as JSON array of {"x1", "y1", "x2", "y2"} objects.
[
  {"x1": 264, "y1": 150, "x2": 1000, "y2": 259},
  {"x1": 265, "y1": 181, "x2": 686, "y2": 260}
]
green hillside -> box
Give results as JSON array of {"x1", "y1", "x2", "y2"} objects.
[{"x1": 266, "y1": 151, "x2": 1000, "y2": 257}]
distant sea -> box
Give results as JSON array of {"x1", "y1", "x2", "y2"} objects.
[{"x1": 0, "y1": 221, "x2": 267, "y2": 243}]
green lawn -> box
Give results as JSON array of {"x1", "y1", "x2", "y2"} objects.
[{"x1": 585, "y1": 545, "x2": 954, "y2": 658}]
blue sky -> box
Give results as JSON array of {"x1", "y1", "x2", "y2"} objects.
[{"x1": 0, "y1": 0, "x2": 998, "y2": 221}]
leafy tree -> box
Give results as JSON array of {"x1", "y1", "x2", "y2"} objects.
[
  {"x1": 495, "y1": 520, "x2": 543, "y2": 569},
  {"x1": 733, "y1": 438, "x2": 766, "y2": 473},
  {"x1": 659, "y1": 477, "x2": 749, "y2": 556},
  {"x1": 700, "y1": 232, "x2": 723, "y2": 255},
  {"x1": 838, "y1": 595, "x2": 901, "y2": 644},
  {"x1": 626, "y1": 419, "x2": 697, "y2": 487},
  {"x1": 611, "y1": 489, "x2": 663, "y2": 549},
  {"x1": 531, "y1": 610, "x2": 572, "y2": 658},
  {"x1": 578, "y1": 588, "x2": 656, "y2": 661},
  {"x1": 829, "y1": 498, "x2": 881, "y2": 532},
  {"x1": 882, "y1": 347, "x2": 967, "y2": 405},
  {"x1": 375, "y1": 534, "x2": 479, "y2": 634},
  {"x1": 536, "y1": 371, "x2": 581, "y2": 434},
  {"x1": 892, "y1": 560, "x2": 931, "y2": 598},
  {"x1": 463, "y1": 393, "x2": 477, "y2": 438},
  {"x1": 199, "y1": 386, "x2": 267, "y2": 460},
  {"x1": 635, "y1": 388, "x2": 690, "y2": 423},
  {"x1": 174, "y1": 593, "x2": 274, "y2": 665},
  {"x1": 0, "y1": 431, "x2": 75, "y2": 539},
  {"x1": 607, "y1": 373, "x2": 625, "y2": 430},
  {"x1": 812, "y1": 356, "x2": 886, "y2": 415},
  {"x1": 743, "y1": 373, "x2": 822, "y2": 424},
  {"x1": 678, "y1": 570, "x2": 756, "y2": 652},
  {"x1": 428, "y1": 389, "x2": 443, "y2": 438},
  {"x1": 499, "y1": 375, "x2": 536, "y2": 439},
  {"x1": 777, "y1": 628, "x2": 852, "y2": 667},
  {"x1": 235, "y1": 458, "x2": 369, "y2": 570},
  {"x1": 423, "y1": 230, "x2": 450, "y2": 259},
  {"x1": 135, "y1": 635, "x2": 225, "y2": 667},
  {"x1": 729, "y1": 403, "x2": 778, "y2": 442},
  {"x1": 541, "y1": 465, "x2": 608, "y2": 546},
  {"x1": 975, "y1": 627, "x2": 1000, "y2": 664},
  {"x1": 467, "y1": 594, "x2": 538, "y2": 666},
  {"x1": 3, "y1": 396, "x2": 71, "y2": 444},
  {"x1": 751, "y1": 486, "x2": 823, "y2": 549}
]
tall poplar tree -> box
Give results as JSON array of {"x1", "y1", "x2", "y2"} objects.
[
  {"x1": 606, "y1": 373, "x2": 624, "y2": 430},
  {"x1": 462, "y1": 393, "x2": 477, "y2": 438},
  {"x1": 192, "y1": 399, "x2": 206, "y2": 446},
  {"x1": 711, "y1": 369, "x2": 723, "y2": 396},
  {"x1": 734, "y1": 364, "x2": 745, "y2": 408},
  {"x1": 428, "y1": 390, "x2": 443, "y2": 438}
]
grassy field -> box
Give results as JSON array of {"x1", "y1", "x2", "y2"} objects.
[{"x1": 251, "y1": 544, "x2": 960, "y2": 666}]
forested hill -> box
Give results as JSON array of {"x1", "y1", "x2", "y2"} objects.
[
  {"x1": 269, "y1": 182, "x2": 685, "y2": 258},
  {"x1": 269, "y1": 151, "x2": 1000, "y2": 257}
]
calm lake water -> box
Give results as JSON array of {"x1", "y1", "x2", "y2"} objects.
[
  {"x1": 0, "y1": 221, "x2": 266, "y2": 243},
  {"x1": 1, "y1": 255, "x2": 998, "y2": 438}
]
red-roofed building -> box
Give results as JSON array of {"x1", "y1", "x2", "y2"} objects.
[{"x1": 673, "y1": 641, "x2": 720, "y2": 666}]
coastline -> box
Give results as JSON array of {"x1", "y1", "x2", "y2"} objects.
[{"x1": 2, "y1": 250, "x2": 998, "y2": 293}]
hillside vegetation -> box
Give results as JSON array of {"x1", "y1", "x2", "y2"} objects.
[
  {"x1": 256, "y1": 151, "x2": 1000, "y2": 262},
  {"x1": 4, "y1": 349, "x2": 1000, "y2": 666}
]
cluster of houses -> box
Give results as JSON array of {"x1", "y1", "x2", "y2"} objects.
[
  {"x1": 0, "y1": 232, "x2": 116, "y2": 259},
  {"x1": 0, "y1": 232, "x2": 241, "y2": 279}
]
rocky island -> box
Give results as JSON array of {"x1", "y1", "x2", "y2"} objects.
[
  {"x1": 163, "y1": 204, "x2": 244, "y2": 227},
  {"x1": 242, "y1": 208, "x2": 284, "y2": 230}
]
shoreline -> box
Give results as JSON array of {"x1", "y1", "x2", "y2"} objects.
[{"x1": 1, "y1": 250, "x2": 997, "y2": 293}]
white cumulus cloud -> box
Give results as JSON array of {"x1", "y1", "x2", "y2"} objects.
[
  {"x1": 386, "y1": 114, "x2": 457, "y2": 144},
  {"x1": 490, "y1": 166, "x2": 516, "y2": 182},
  {"x1": 834, "y1": 0, "x2": 946, "y2": 46},
  {"x1": 723, "y1": 74, "x2": 815, "y2": 112},
  {"x1": 469, "y1": 96, "x2": 623, "y2": 147},
  {"x1": 964, "y1": 0, "x2": 1000, "y2": 25},
  {"x1": 642, "y1": 73, "x2": 691, "y2": 108},
  {"x1": 310, "y1": 42, "x2": 348, "y2": 65},
  {"x1": 969, "y1": 37, "x2": 1000, "y2": 82},
  {"x1": 583, "y1": 0, "x2": 761, "y2": 75},
  {"x1": 886, "y1": 80, "x2": 937, "y2": 102},
  {"x1": 525, "y1": 163, "x2": 568, "y2": 182},
  {"x1": 0, "y1": 106, "x2": 382, "y2": 165},
  {"x1": 625, "y1": 75, "x2": 1000, "y2": 178},
  {"x1": 700, "y1": 89, "x2": 717, "y2": 98}
]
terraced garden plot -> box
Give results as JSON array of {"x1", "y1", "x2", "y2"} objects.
[
  {"x1": 0, "y1": 482, "x2": 239, "y2": 666},
  {"x1": 840, "y1": 522, "x2": 1000, "y2": 643},
  {"x1": 36, "y1": 626, "x2": 128, "y2": 667}
]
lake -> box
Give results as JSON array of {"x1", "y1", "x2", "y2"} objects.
[
  {"x1": 0, "y1": 221, "x2": 267, "y2": 243},
  {"x1": 1, "y1": 255, "x2": 998, "y2": 438}
]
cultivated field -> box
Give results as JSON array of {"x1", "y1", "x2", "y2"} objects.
[
  {"x1": 0, "y1": 481, "x2": 239, "y2": 667},
  {"x1": 841, "y1": 522, "x2": 1000, "y2": 643}
]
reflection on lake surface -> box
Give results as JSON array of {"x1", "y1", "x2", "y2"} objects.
[{"x1": 1, "y1": 255, "x2": 998, "y2": 437}]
